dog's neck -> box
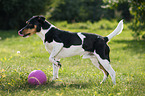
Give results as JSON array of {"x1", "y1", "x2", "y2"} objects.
[{"x1": 36, "y1": 21, "x2": 55, "y2": 41}]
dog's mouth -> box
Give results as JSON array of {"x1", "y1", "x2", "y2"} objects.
[
  {"x1": 18, "y1": 30, "x2": 31, "y2": 37},
  {"x1": 23, "y1": 33, "x2": 31, "y2": 37}
]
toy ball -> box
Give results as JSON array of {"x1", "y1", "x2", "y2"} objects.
[{"x1": 28, "y1": 70, "x2": 47, "y2": 85}]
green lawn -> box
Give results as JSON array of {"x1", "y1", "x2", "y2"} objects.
[{"x1": 0, "y1": 20, "x2": 145, "y2": 96}]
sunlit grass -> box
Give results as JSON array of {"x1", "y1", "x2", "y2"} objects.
[{"x1": 0, "y1": 20, "x2": 145, "y2": 96}]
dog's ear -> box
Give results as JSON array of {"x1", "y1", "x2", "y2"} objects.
[{"x1": 38, "y1": 16, "x2": 45, "y2": 24}]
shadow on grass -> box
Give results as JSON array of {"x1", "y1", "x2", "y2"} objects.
[
  {"x1": 113, "y1": 39, "x2": 145, "y2": 54},
  {"x1": 0, "y1": 30, "x2": 19, "y2": 40},
  {"x1": 0, "y1": 77, "x2": 97, "y2": 94}
]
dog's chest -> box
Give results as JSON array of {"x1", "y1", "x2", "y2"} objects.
[
  {"x1": 44, "y1": 41, "x2": 56, "y2": 53},
  {"x1": 44, "y1": 41, "x2": 85, "y2": 58}
]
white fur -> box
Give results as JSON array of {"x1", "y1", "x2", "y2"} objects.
[
  {"x1": 90, "y1": 57, "x2": 108, "y2": 84},
  {"x1": 77, "y1": 32, "x2": 86, "y2": 44},
  {"x1": 94, "y1": 53, "x2": 116, "y2": 84},
  {"x1": 52, "y1": 63, "x2": 59, "y2": 80},
  {"x1": 107, "y1": 20, "x2": 123, "y2": 40}
]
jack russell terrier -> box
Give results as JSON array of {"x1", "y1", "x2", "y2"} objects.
[{"x1": 18, "y1": 16, "x2": 123, "y2": 84}]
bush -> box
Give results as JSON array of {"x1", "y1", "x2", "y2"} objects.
[
  {"x1": 103, "y1": 0, "x2": 145, "y2": 40},
  {"x1": 50, "y1": 0, "x2": 114, "y2": 22},
  {"x1": 131, "y1": 0, "x2": 145, "y2": 39},
  {"x1": 0, "y1": 0, "x2": 49, "y2": 30}
]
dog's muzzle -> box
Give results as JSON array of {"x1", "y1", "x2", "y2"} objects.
[
  {"x1": 18, "y1": 29, "x2": 24, "y2": 37},
  {"x1": 18, "y1": 29, "x2": 31, "y2": 37}
]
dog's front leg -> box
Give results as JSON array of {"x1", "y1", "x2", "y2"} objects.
[
  {"x1": 49, "y1": 43, "x2": 63, "y2": 80},
  {"x1": 52, "y1": 63, "x2": 59, "y2": 80},
  {"x1": 52, "y1": 60, "x2": 61, "y2": 80},
  {"x1": 49, "y1": 43, "x2": 63, "y2": 66}
]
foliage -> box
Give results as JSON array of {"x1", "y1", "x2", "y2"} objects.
[
  {"x1": 103, "y1": 0, "x2": 145, "y2": 40},
  {"x1": 131, "y1": 0, "x2": 145, "y2": 39},
  {"x1": 0, "y1": 20, "x2": 145, "y2": 96},
  {"x1": 0, "y1": 0, "x2": 49, "y2": 30},
  {"x1": 103, "y1": 0, "x2": 132, "y2": 21},
  {"x1": 50, "y1": 0, "x2": 114, "y2": 22}
]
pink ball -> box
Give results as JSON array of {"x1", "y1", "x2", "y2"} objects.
[{"x1": 28, "y1": 70, "x2": 47, "y2": 85}]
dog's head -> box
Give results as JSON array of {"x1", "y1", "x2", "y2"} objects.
[{"x1": 18, "y1": 16, "x2": 46, "y2": 37}]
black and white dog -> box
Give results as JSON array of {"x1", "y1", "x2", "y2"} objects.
[{"x1": 18, "y1": 16, "x2": 123, "y2": 84}]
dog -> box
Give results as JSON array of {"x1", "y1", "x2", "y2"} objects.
[{"x1": 18, "y1": 16, "x2": 123, "y2": 84}]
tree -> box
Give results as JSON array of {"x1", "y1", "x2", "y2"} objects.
[
  {"x1": 131, "y1": 0, "x2": 145, "y2": 39},
  {"x1": 103, "y1": 0, "x2": 145, "y2": 40},
  {"x1": 0, "y1": 0, "x2": 49, "y2": 30},
  {"x1": 50, "y1": 0, "x2": 114, "y2": 22},
  {"x1": 50, "y1": 0, "x2": 80, "y2": 22}
]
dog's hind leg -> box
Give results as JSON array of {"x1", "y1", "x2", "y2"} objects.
[
  {"x1": 99, "y1": 63, "x2": 109, "y2": 84},
  {"x1": 90, "y1": 57, "x2": 109, "y2": 84},
  {"x1": 94, "y1": 53, "x2": 116, "y2": 84}
]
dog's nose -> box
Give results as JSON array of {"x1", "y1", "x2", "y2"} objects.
[{"x1": 18, "y1": 29, "x2": 24, "y2": 37}]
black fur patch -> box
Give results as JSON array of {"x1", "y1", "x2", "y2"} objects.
[
  {"x1": 44, "y1": 27, "x2": 110, "y2": 61},
  {"x1": 44, "y1": 28, "x2": 82, "y2": 48},
  {"x1": 104, "y1": 37, "x2": 109, "y2": 42},
  {"x1": 81, "y1": 33, "x2": 102, "y2": 52},
  {"x1": 81, "y1": 33, "x2": 110, "y2": 61}
]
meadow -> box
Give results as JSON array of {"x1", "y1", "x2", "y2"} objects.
[{"x1": 0, "y1": 20, "x2": 145, "y2": 96}]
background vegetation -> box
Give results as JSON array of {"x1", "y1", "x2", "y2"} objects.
[
  {"x1": 103, "y1": 0, "x2": 145, "y2": 40},
  {"x1": 0, "y1": 0, "x2": 49, "y2": 30},
  {"x1": 0, "y1": 0, "x2": 145, "y2": 39}
]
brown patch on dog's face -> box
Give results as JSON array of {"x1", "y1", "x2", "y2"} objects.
[
  {"x1": 18, "y1": 16, "x2": 46, "y2": 37},
  {"x1": 21, "y1": 24, "x2": 37, "y2": 37}
]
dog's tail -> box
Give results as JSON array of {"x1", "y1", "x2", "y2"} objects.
[{"x1": 105, "y1": 20, "x2": 123, "y2": 42}]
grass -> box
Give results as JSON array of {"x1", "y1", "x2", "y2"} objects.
[{"x1": 0, "y1": 19, "x2": 145, "y2": 96}]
